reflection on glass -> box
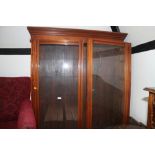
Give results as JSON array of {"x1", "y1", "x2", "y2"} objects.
[{"x1": 62, "y1": 63, "x2": 70, "y2": 70}]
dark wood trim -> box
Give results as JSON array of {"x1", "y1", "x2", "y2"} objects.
[
  {"x1": 0, "y1": 48, "x2": 30, "y2": 55},
  {"x1": 124, "y1": 43, "x2": 131, "y2": 124},
  {"x1": 31, "y1": 40, "x2": 40, "y2": 128},
  {"x1": 111, "y1": 26, "x2": 120, "y2": 32},
  {"x1": 86, "y1": 39, "x2": 93, "y2": 129},
  {"x1": 144, "y1": 87, "x2": 155, "y2": 128},
  {"x1": 147, "y1": 92, "x2": 154, "y2": 128},
  {"x1": 28, "y1": 27, "x2": 127, "y2": 41},
  {"x1": 93, "y1": 48, "x2": 123, "y2": 58},
  {"x1": 94, "y1": 39, "x2": 124, "y2": 47},
  {"x1": 144, "y1": 87, "x2": 155, "y2": 94},
  {"x1": 77, "y1": 41, "x2": 84, "y2": 128},
  {"x1": 132, "y1": 40, "x2": 155, "y2": 54},
  {"x1": 28, "y1": 27, "x2": 131, "y2": 129}
]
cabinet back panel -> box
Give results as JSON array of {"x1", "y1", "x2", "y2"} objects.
[
  {"x1": 39, "y1": 44, "x2": 79, "y2": 128},
  {"x1": 93, "y1": 44, "x2": 124, "y2": 128}
]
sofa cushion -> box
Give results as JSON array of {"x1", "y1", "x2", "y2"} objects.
[
  {"x1": 17, "y1": 99, "x2": 36, "y2": 129},
  {"x1": 0, "y1": 77, "x2": 31, "y2": 121},
  {"x1": 0, "y1": 120, "x2": 17, "y2": 129}
]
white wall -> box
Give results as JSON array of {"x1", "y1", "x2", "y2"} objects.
[
  {"x1": 0, "y1": 26, "x2": 31, "y2": 48},
  {"x1": 120, "y1": 26, "x2": 155, "y2": 125},
  {"x1": 120, "y1": 26, "x2": 155, "y2": 47},
  {"x1": 0, "y1": 26, "x2": 31, "y2": 77},
  {"x1": 0, "y1": 26, "x2": 111, "y2": 77},
  {"x1": 130, "y1": 50, "x2": 155, "y2": 125},
  {"x1": 0, "y1": 55, "x2": 30, "y2": 77}
]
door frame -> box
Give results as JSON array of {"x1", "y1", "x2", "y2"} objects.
[
  {"x1": 31, "y1": 37, "x2": 85, "y2": 128},
  {"x1": 86, "y1": 39, "x2": 131, "y2": 128}
]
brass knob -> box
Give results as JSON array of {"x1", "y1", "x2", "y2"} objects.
[{"x1": 34, "y1": 86, "x2": 37, "y2": 90}]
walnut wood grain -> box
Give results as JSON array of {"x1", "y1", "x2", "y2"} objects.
[
  {"x1": 28, "y1": 27, "x2": 131, "y2": 129},
  {"x1": 144, "y1": 87, "x2": 155, "y2": 94},
  {"x1": 144, "y1": 87, "x2": 155, "y2": 128},
  {"x1": 123, "y1": 43, "x2": 131, "y2": 125},
  {"x1": 27, "y1": 27, "x2": 127, "y2": 41},
  {"x1": 86, "y1": 39, "x2": 93, "y2": 128}
]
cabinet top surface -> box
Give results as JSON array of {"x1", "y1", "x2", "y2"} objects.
[
  {"x1": 27, "y1": 27, "x2": 127, "y2": 41},
  {"x1": 144, "y1": 87, "x2": 155, "y2": 94}
]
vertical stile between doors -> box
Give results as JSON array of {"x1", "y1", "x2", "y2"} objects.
[
  {"x1": 86, "y1": 39, "x2": 93, "y2": 128},
  {"x1": 77, "y1": 41, "x2": 84, "y2": 128}
]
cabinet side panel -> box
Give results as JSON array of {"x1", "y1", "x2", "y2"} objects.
[{"x1": 123, "y1": 43, "x2": 131, "y2": 124}]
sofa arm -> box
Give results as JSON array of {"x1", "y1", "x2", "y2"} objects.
[{"x1": 17, "y1": 100, "x2": 36, "y2": 129}]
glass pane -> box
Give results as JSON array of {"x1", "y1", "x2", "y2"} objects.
[
  {"x1": 39, "y1": 44, "x2": 79, "y2": 129},
  {"x1": 93, "y1": 44, "x2": 124, "y2": 128}
]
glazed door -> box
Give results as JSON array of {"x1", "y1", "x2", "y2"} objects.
[
  {"x1": 86, "y1": 40, "x2": 129, "y2": 128},
  {"x1": 39, "y1": 42, "x2": 85, "y2": 129}
]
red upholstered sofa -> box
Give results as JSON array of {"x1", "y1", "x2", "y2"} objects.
[{"x1": 0, "y1": 77, "x2": 36, "y2": 129}]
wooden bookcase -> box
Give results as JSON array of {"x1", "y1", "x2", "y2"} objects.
[{"x1": 28, "y1": 27, "x2": 131, "y2": 129}]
